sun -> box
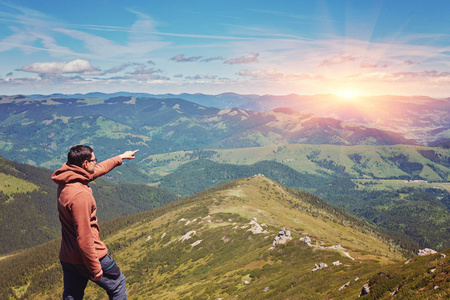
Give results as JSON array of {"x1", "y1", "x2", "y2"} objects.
[{"x1": 337, "y1": 90, "x2": 356, "y2": 99}]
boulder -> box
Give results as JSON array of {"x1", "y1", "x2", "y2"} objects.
[
  {"x1": 311, "y1": 262, "x2": 328, "y2": 272},
  {"x1": 418, "y1": 248, "x2": 437, "y2": 256},
  {"x1": 248, "y1": 217, "x2": 269, "y2": 234},
  {"x1": 191, "y1": 240, "x2": 202, "y2": 247},
  {"x1": 360, "y1": 283, "x2": 370, "y2": 296},
  {"x1": 270, "y1": 228, "x2": 293, "y2": 249},
  {"x1": 339, "y1": 281, "x2": 351, "y2": 291},
  {"x1": 302, "y1": 236, "x2": 312, "y2": 246},
  {"x1": 179, "y1": 230, "x2": 196, "y2": 242}
]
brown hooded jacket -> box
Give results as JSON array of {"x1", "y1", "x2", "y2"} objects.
[{"x1": 51, "y1": 156, "x2": 122, "y2": 278}]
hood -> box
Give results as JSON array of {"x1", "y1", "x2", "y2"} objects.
[{"x1": 52, "y1": 162, "x2": 94, "y2": 185}]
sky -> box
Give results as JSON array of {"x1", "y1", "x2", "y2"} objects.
[{"x1": 0, "y1": 0, "x2": 449, "y2": 97}]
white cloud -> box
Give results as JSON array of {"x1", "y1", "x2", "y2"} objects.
[
  {"x1": 224, "y1": 53, "x2": 259, "y2": 64},
  {"x1": 170, "y1": 54, "x2": 202, "y2": 62},
  {"x1": 320, "y1": 55, "x2": 357, "y2": 66},
  {"x1": 238, "y1": 69, "x2": 321, "y2": 81},
  {"x1": 19, "y1": 59, "x2": 96, "y2": 74},
  {"x1": 347, "y1": 70, "x2": 450, "y2": 82},
  {"x1": 128, "y1": 65, "x2": 161, "y2": 75},
  {"x1": 185, "y1": 75, "x2": 218, "y2": 80},
  {"x1": 106, "y1": 63, "x2": 133, "y2": 74},
  {"x1": 201, "y1": 56, "x2": 224, "y2": 62},
  {"x1": 238, "y1": 69, "x2": 283, "y2": 78}
]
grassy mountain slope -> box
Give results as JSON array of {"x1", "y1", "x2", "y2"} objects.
[
  {"x1": 147, "y1": 144, "x2": 450, "y2": 251},
  {"x1": 1, "y1": 175, "x2": 413, "y2": 299},
  {"x1": 360, "y1": 248, "x2": 450, "y2": 299},
  {"x1": 157, "y1": 158, "x2": 450, "y2": 251},
  {"x1": 0, "y1": 156, "x2": 178, "y2": 254},
  {"x1": 143, "y1": 144, "x2": 450, "y2": 182}
]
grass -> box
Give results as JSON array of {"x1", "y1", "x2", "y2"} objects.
[
  {"x1": 1, "y1": 175, "x2": 444, "y2": 299},
  {"x1": 353, "y1": 179, "x2": 450, "y2": 192},
  {"x1": 0, "y1": 173, "x2": 39, "y2": 200},
  {"x1": 141, "y1": 144, "x2": 450, "y2": 183}
]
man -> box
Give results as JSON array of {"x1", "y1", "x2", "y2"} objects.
[{"x1": 52, "y1": 145, "x2": 139, "y2": 300}]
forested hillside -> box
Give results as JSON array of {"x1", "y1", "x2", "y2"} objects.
[{"x1": 0, "y1": 156, "x2": 178, "y2": 254}]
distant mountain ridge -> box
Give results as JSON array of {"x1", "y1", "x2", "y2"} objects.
[
  {"x1": 0, "y1": 95, "x2": 415, "y2": 170},
  {"x1": 9, "y1": 92, "x2": 449, "y2": 145}
]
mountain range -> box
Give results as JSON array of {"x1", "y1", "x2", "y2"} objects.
[
  {"x1": 15, "y1": 92, "x2": 450, "y2": 145},
  {"x1": 0, "y1": 93, "x2": 449, "y2": 253},
  {"x1": 1, "y1": 92, "x2": 449, "y2": 298},
  {"x1": 0, "y1": 94, "x2": 417, "y2": 170}
]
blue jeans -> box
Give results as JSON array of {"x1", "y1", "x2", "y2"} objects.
[{"x1": 61, "y1": 254, "x2": 127, "y2": 300}]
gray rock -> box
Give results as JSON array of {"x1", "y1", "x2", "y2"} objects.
[
  {"x1": 418, "y1": 248, "x2": 437, "y2": 256},
  {"x1": 360, "y1": 283, "x2": 370, "y2": 296},
  {"x1": 339, "y1": 281, "x2": 351, "y2": 291},
  {"x1": 311, "y1": 262, "x2": 328, "y2": 272},
  {"x1": 270, "y1": 227, "x2": 293, "y2": 248},
  {"x1": 390, "y1": 288, "x2": 399, "y2": 295},
  {"x1": 332, "y1": 261, "x2": 342, "y2": 266},
  {"x1": 303, "y1": 236, "x2": 312, "y2": 246}
]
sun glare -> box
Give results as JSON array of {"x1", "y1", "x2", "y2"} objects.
[{"x1": 338, "y1": 91, "x2": 356, "y2": 99}]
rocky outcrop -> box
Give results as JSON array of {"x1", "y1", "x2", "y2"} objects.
[
  {"x1": 311, "y1": 262, "x2": 328, "y2": 272},
  {"x1": 300, "y1": 236, "x2": 354, "y2": 260},
  {"x1": 299, "y1": 236, "x2": 312, "y2": 246},
  {"x1": 339, "y1": 281, "x2": 351, "y2": 291},
  {"x1": 247, "y1": 217, "x2": 269, "y2": 234},
  {"x1": 359, "y1": 283, "x2": 370, "y2": 297},
  {"x1": 418, "y1": 248, "x2": 437, "y2": 256},
  {"x1": 191, "y1": 240, "x2": 202, "y2": 247},
  {"x1": 269, "y1": 228, "x2": 292, "y2": 249},
  {"x1": 179, "y1": 230, "x2": 196, "y2": 242}
]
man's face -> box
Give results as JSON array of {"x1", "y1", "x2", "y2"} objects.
[{"x1": 82, "y1": 152, "x2": 97, "y2": 174}]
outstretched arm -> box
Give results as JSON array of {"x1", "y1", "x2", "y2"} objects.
[
  {"x1": 119, "y1": 149, "x2": 139, "y2": 160},
  {"x1": 92, "y1": 150, "x2": 139, "y2": 179}
]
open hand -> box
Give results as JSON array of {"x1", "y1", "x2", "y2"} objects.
[{"x1": 119, "y1": 149, "x2": 139, "y2": 160}]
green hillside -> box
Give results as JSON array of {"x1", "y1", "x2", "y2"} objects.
[
  {"x1": 0, "y1": 156, "x2": 178, "y2": 254},
  {"x1": 142, "y1": 144, "x2": 450, "y2": 182},
  {"x1": 360, "y1": 248, "x2": 450, "y2": 299},
  {"x1": 1, "y1": 175, "x2": 420, "y2": 299},
  {"x1": 150, "y1": 145, "x2": 450, "y2": 251}
]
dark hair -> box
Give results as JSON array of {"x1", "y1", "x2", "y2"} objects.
[{"x1": 67, "y1": 145, "x2": 94, "y2": 167}]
